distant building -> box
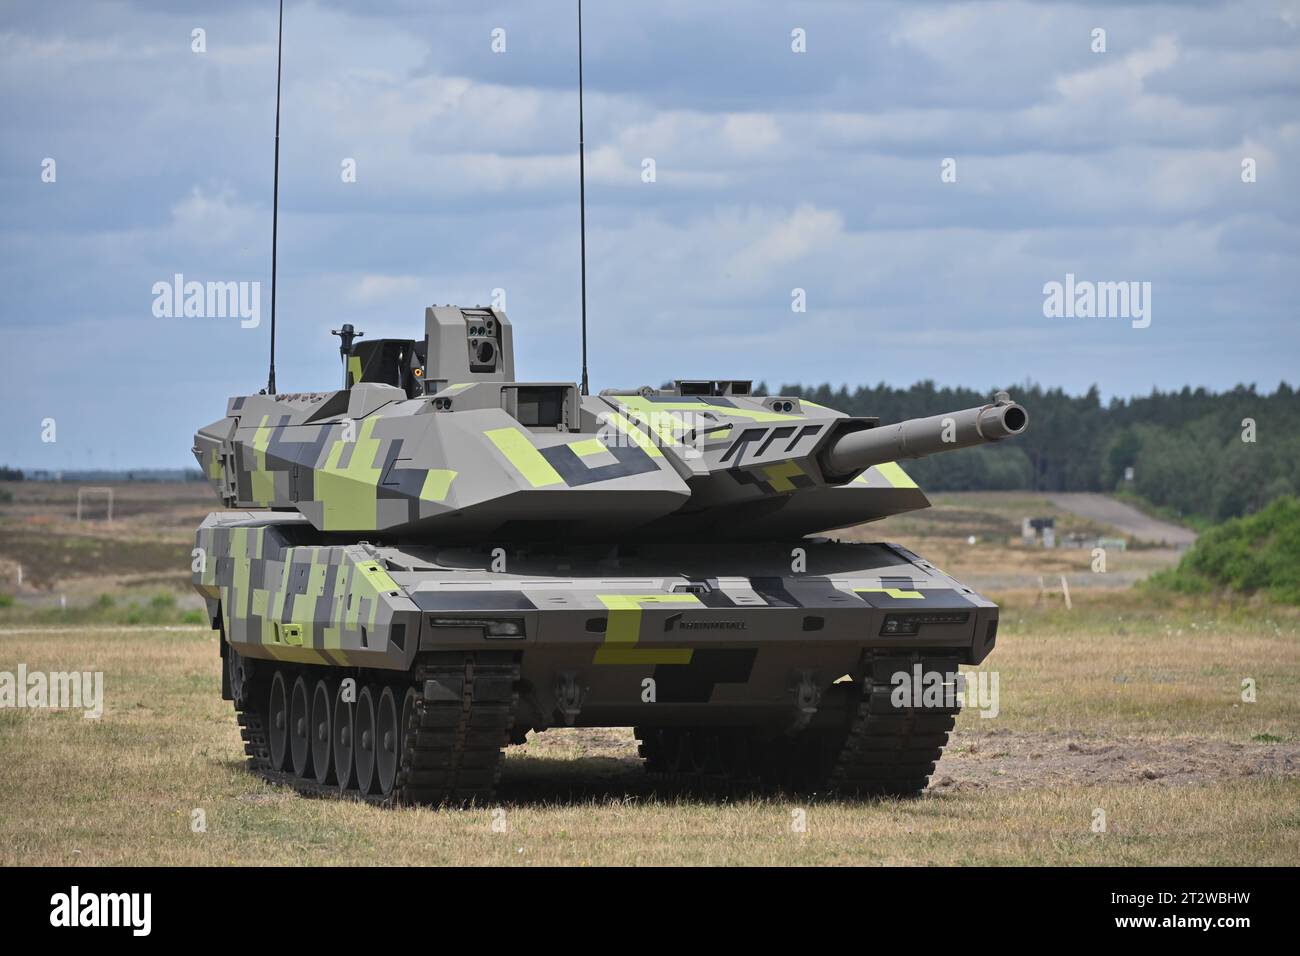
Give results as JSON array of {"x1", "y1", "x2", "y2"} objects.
[{"x1": 1022, "y1": 516, "x2": 1056, "y2": 549}]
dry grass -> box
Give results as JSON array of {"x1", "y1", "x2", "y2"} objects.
[
  {"x1": 972, "y1": 591, "x2": 1300, "y2": 738},
  {"x1": 2, "y1": 589, "x2": 1297, "y2": 866},
  {"x1": 2, "y1": 486, "x2": 1294, "y2": 865}
]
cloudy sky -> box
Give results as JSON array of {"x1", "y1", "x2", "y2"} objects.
[{"x1": 2, "y1": 0, "x2": 1297, "y2": 469}]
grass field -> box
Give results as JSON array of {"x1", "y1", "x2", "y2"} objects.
[
  {"x1": 1, "y1": 591, "x2": 1296, "y2": 866},
  {"x1": 1, "y1": 482, "x2": 1297, "y2": 866}
]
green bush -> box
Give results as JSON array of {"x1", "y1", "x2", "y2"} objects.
[
  {"x1": 0, "y1": 593, "x2": 14, "y2": 608},
  {"x1": 1148, "y1": 496, "x2": 1300, "y2": 604}
]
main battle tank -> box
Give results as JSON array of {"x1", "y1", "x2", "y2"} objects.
[{"x1": 192, "y1": 305, "x2": 1028, "y2": 804}]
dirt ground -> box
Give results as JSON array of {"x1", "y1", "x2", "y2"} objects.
[
  {"x1": 1050, "y1": 492, "x2": 1198, "y2": 548},
  {"x1": 936, "y1": 730, "x2": 1297, "y2": 790},
  {"x1": 503, "y1": 725, "x2": 1300, "y2": 797}
]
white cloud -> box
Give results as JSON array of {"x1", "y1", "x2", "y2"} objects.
[
  {"x1": 168, "y1": 187, "x2": 261, "y2": 247},
  {"x1": 1054, "y1": 34, "x2": 1180, "y2": 102},
  {"x1": 725, "y1": 204, "x2": 844, "y2": 280}
]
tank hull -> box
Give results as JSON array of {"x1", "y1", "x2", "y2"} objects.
[{"x1": 195, "y1": 511, "x2": 997, "y2": 803}]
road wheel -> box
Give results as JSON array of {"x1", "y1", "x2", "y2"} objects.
[
  {"x1": 290, "y1": 675, "x2": 312, "y2": 779},
  {"x1": 376, "y1": 686, "x2": 400, "y2": 797},
  {"x1": 227, "y1": 645, "x2": 254, "y2": 708},
  {"x1": 396, "y1": 687, "x2": 418, "y2": 800},
  {"x1": 268, "y1": 670, "x2": 289, "y2": 772},
  {"x1": 333, "y1": 681, "x2": 355, "y2": 793},
  {"x1": 354, "y1": 685, "x2": 377, "y2": 794},
  {"x1": 311, "y1": 679, "x2": 334, "y2": 786}
]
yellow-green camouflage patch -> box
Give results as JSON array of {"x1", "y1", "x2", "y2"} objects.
[
  {"x1": 420, "y1": 469, "x2": 457, "y2": 502},
  {"x1": 762, "y1": 460, "x2": 805, "y2": 493},
  {"x1": 485, "y1": 427, "x2": 564, "y2": 487},
  {"x1": 315, "y1": 417, "x2": 383, "y2": 529},
  {"x1": 875, "y1": 461, "x2": 917, "y2": 489},
  {"x1": 568, "y1": 438, "x2": 608, "y2": 457},
  {"x1": 855, "y1": 587, "x2": 924, "y2": 599},
  {"x1": 594, "y1": 594, "x2": 699, "y2": 665}
]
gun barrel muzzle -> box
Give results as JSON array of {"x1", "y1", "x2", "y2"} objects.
[{"x1": 822, "y1": 399, "x2": 1028, "y2": 477}]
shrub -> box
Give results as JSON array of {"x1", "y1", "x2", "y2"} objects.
[
  {"x1": 149, "y1": 592, "x2": 177, "y2": 610},
  {"x1": 1148, "y1": 497, "x2": 1300, "y2": 604}
]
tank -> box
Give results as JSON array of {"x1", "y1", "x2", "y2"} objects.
[{"x1": 191, "y1": 305, "x2": 1028, "y2": 804}]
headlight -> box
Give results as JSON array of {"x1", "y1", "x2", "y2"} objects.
[{"x1": 880, "y1": 611, "x2": 969, "y2": 637}]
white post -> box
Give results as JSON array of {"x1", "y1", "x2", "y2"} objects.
[{"x1": 1060, "y1": 574, "x2": 1072, "y2": 611}]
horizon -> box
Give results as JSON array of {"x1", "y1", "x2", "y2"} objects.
[{"x1": 3, "y1": 375, "x2": 1296, "y2": 473}]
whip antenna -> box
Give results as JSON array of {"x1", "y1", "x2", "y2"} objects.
[
  {"x1": 267, "y1": 0, "x2": 284, "y2": 395},
  {"x1": 577, "y1": 0, "x2": 590, "y2": 396}
]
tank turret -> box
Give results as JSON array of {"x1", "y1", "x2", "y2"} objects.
[{"x1": 193, "y1": 313, "x2": 1029, "y2": 541}]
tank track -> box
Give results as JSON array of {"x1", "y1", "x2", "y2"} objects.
[
  {"x1": 635, "y1": 652, "x2": 960, "y2": 799},
  {"x1": 233, "y1": 652, "x2": 519, "y2": 807},
  {"x1": 826, "y1": 653, "x2": 960, "y2": 797}
]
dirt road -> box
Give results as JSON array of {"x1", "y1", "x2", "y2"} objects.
[{"x1": 1050, "y1": 493, "x2": 1197, "y2": 547}]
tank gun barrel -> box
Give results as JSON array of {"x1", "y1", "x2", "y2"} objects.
[{"x1": 822, "y1": 391, "x2": 1028, "y2": 477}]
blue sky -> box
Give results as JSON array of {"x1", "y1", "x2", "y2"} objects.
[{"x1": 1, "y1": 0, "x2": 1297, "y2": 468}]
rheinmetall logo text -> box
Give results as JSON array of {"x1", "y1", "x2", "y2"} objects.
[{"x1": 664, "y1": 614, "x2": 748, "y2": 632}]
